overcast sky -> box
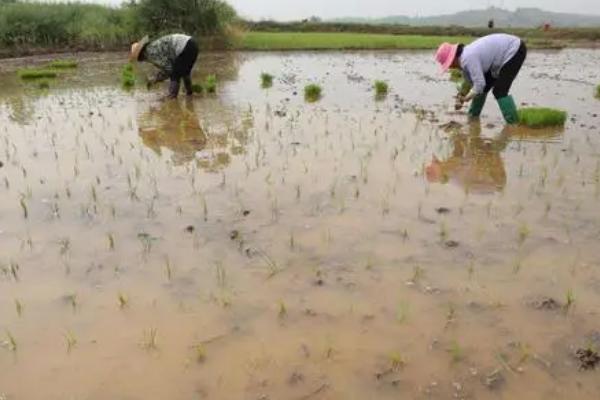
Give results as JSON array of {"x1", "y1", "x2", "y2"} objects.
[
  {"x1": 99, "y1": 0, "x2": 600, "y2": 20},
  {"x1": 224, "y1": 0, "x2": 600, "y2": 20}
]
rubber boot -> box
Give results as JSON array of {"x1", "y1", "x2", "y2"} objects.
[
  {"x1": 468, "y1": 94, "x2": 487, "y2": 119},
  {"x1": 497, "y1": 95, "x2": 519, "y2": 125},
  {"x1": 167, "y1": 79, "x2": 180, "y2": 99},
  {"x1": 183, "y1": 76, "x2": 193, "y2": 96}
]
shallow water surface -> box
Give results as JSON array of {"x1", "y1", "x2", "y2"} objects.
[{"x1": 1, "y1": 50, "x2": 600, "y2": 400}]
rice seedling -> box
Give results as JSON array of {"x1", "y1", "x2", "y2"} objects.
[
  {"x1": 9, "y1": 261, "x2": 20, "y2": 281},
  {"x1": 389, "y1": 352, "x2": 406, "y2": 371},
  {"x1": 142, "y1": 328, "x2": 158, "y2": 350},
  {"x1": 517, "y1": 222, "x2": 530, "y2": 247},
  {"x1": 445, "y1": 303, "x2": 457, "y2": 328},
  {"x1": 215, "y1": 261, "x2": 227, "y2": 288},
  {"x1": 15, "y1": 299, "x2": 23, "y2": 317},
  {"x1": 565, "y1": 289, "x2": 575, "y2": 311},
  {"x1": 191, "y1": 83, "x2": 204, "y2": 94},
  {"x1": 66, "y1": 293, "x2": 78, "y2": 312},
  {"x1": 18, "y1": 68, "x2": 57, "y2": 80},
  {"x1": 304, "y1": 84, "x2": 322, "y2": 102},
  {"x1": 260, "y1": 72, "x2": 274, "y2": 88},
  {"x1": 278, "y1": 300, "x2": 288, "y2": 319},
  {"x1": 374, "y1": 80, "x2": 389, "y2": 99},
  {"x1": 448, "y1": 340, "x2": 464, "y2": 363},
  {"x1": 204, "y1": 74, "x2": 217, "y2": 94},
  {"x1": 19, "y1": 196, "x2": 28, "y2": 219},
  {"x1": 121, "y1": 63, "x2": 136, "y2": 89},
  {"x1": 595, "y1": 84, "x2": 600, "y2": 99},
  {"x1": 48, "y1": 60, "x2": 78, "y2": 69},
  {"x1": 396, "y1": 301, "x2": 410, "y2": 323},
  {"x1": 59, "y1": 237, "x2": 71, "y2": 257},
  {"x1": 137, "y1": 232, "x2": 154, "y2": 255},
  {"x1": 164, "y1": 256, "x2": 173, "y2": 281},
  {"x1": 118, "y1": 292, "x2": 129, "y2": 309},
  {"x1": 64, "y1": 331, "x2": 77, "y2": 352},
  {"x1": 194, "y1": 344, "x2": 206, "y2": 363},
  {"x1": 518, "y1": 108, "x2": 567, "y2": 128},
  {"x1": 5, "y1": 331, "x2": 17, "y2": 352},
  {"x1": 107, "y1": 233, "x2": 115, "y2": 251}
]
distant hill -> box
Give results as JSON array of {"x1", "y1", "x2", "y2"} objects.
[{"x1": 332, "y1": 7, "x2": 600, "y2": 28}]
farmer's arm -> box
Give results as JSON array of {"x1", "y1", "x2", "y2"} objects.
[{"x1": 461, "y1": 59, "x2": 486, "y2": 102}]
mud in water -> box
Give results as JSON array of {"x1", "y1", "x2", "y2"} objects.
[{"x1": 1, "y1": 50, "x2": 600, "y2": 400}]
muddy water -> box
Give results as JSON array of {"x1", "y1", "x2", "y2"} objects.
[{"x1": 1, "y1": 50, "x2": 600, "y2": 400}]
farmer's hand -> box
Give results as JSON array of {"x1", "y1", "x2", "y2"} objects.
[
  {"x1": 454, "y1": 97, "x2": 464, "y2": 111},
  {"x1": 461, "y1": 89, "x2": 477, "y2": 104}
]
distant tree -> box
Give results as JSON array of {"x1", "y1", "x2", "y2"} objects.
[{"x1": 135, "y1": 0, "x2": 237, "y2": 36}]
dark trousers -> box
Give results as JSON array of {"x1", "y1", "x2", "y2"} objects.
[
  {"x1": 170, "y1": 38, "x2": 199, "y2": 97},
  {"x1": 483, "y1": 41, "x2": 527, "y2": 99}
]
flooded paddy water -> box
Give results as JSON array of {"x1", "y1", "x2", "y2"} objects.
[{"x1": 1, "y1": 49, "x2": 600, "y2": 399}]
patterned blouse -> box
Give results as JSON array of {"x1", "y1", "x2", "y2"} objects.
[{"x1": 141, "y1": 34, "x2": 191, "y2": 79}]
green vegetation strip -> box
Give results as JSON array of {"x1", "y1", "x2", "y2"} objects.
[
  {"x1": 239, "y1": 32, "x2": 474, "y2": 50},
  {"x1": 18, "y1": 69, "x2": 57, "y2": 80},
  {"x1": 518, "y1": 108, "x2": 567, "y2": 128},
  {"x1": 48, "y1": 60, "x2": 78, "y2": 69},
  {"x1": 596, "y1": 84, "x2": 600, "y2": 99}
]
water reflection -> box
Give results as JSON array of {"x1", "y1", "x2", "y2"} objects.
[
  {"x1": 137, "y1": 97, "x2": 253, "y2": 171},
  {"x1": 426, "y1": 121, "x2": 508, "y2": 194},
  {"x1": 139, "y1": 99, "x2": 207, "y2": 165}
]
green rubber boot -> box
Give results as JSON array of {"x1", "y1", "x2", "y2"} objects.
[
  {"x1": 468, "y1": 94, "x2": 487, "y2": 118},
  {"x1": 497, "y1": 95, "x2": 519, "y2": 125}
]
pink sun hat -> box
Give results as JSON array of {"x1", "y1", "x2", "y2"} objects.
[{"x1": 435, "y1": 42, "x2": 459, "y2": 72}]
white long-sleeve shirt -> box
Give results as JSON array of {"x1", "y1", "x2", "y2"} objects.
[{"x1": 459, "y1": 34, "x2": 522, "y2": 94}]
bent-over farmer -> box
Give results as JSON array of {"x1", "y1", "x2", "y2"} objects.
[
  {"x1": 435, "y1": 34, "x2": 527, "y2": 124},
  {"x1": 130, "y1": 34, "x2": 199, "y2": 99}
]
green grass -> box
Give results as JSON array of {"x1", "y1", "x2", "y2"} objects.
[
  {"x1": 518, "y1": 107, "x2": 568, "y2": 128},
  {"x1": 47, "y1": 59, "x2": 78, "y2": 69},
  {"x1": 261, "y1": 72, "x2": 274, "y2": 88},
  {"x1": 304, "y1": 84, "x2": 322, "y2": 102},
  {"x1": 121, "y1": 63, "x2": 135, "y2": 89},
  {"x1": 204, "y1": 74, "x2": 217, "y2": 94},
  {"x1": 239, "y1": 32, "x2": 474, "y2": 50},
  {"x1": 596, "y1": 84, "x2": 600, "y2": 99},
  {"x1": 374, "y1": 80, "x2": 389, "y2": 99},
  {"x1": 18, "y1": 68, "x2": 57, "y2": 80}
]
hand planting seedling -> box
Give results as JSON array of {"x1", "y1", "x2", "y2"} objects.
[
  {"x1": 449, "y1": 69, "x2": 463, "y2": 82},
  {"x1": 518, "y1": 108, "x2": 567, "y2": 128},
  {"x1": 304, "y1": 84, "x2": 322, "y2": 102}
]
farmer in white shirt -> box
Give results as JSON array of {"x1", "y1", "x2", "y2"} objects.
[
  {"x1": 130, "y1": 34, "x2": 199, "y2": 99},
  {"x1": 435, "y1": 34, "x2": 527, "y2": 124}
]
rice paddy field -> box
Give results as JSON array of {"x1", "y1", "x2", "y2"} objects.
[{"x1": 1, "y1": 49, "x2": 600, "y2": 400}]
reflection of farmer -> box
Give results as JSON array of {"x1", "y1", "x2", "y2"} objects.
[
  {"x1": 435, "y1": 34, "x2": 527, "y2": 124},
  {"x1": 425, "y1": 122, "x2": 508, "y2": 193},
  {"x1": 139, "y1": 100, "x2": 207, "y2": 165},
  {"x1": 130, "y1": 34, "x2": 199, "y2": 99}
]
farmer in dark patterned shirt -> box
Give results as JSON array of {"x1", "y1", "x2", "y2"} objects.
[{"x1": 130, "y1": 34, "x2": 199, "y2": 99}]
